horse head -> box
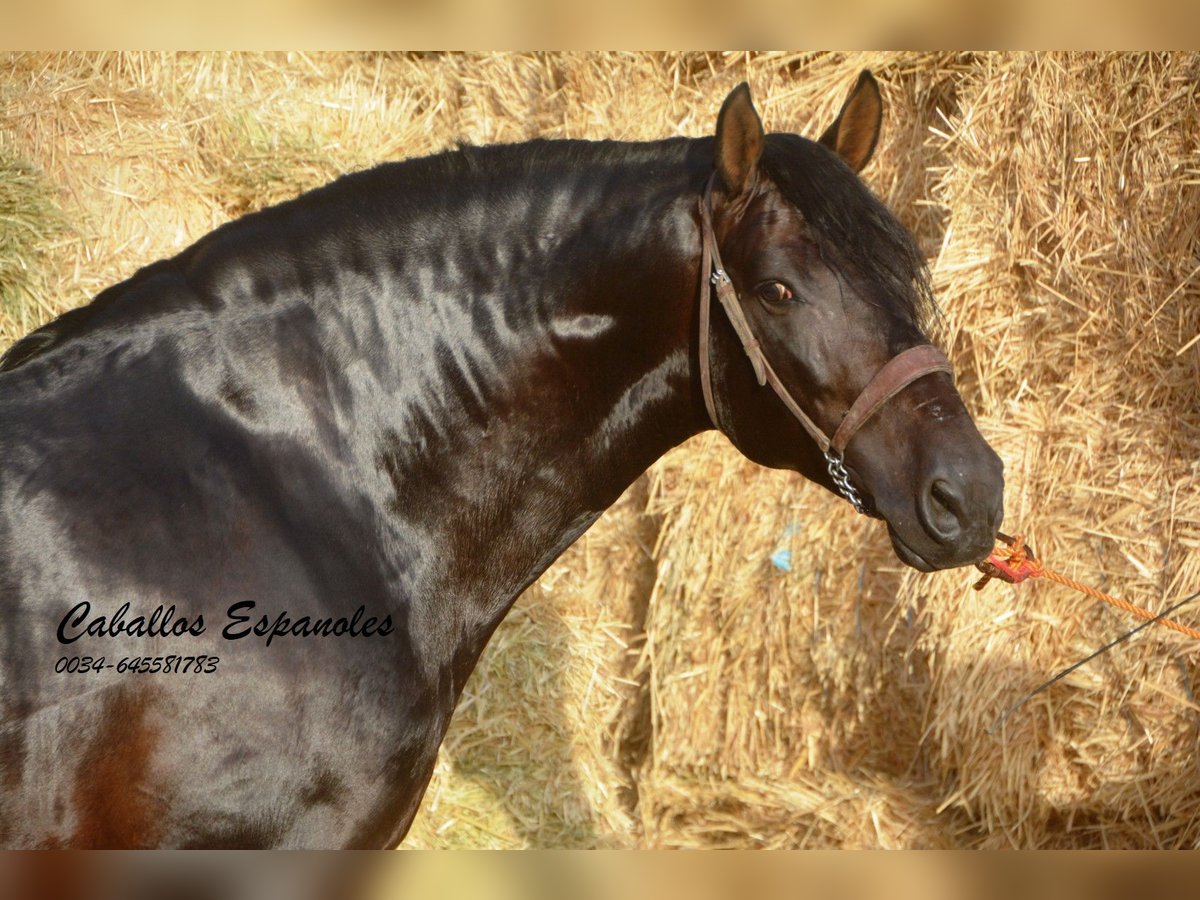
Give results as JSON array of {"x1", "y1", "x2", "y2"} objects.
[{"x1": 698, "y1": 75, "x2": 1004, "y2": 571}]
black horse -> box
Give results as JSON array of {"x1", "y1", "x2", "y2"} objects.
[{"x1": 0, "y1": 73, "x2": 1003, "y2": 848}]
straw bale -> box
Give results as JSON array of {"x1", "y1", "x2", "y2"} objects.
[
  {"x1": 0, "y1": 149, "x2": 64, "y2": 337},
  {"x1": 4, "y1": 51, "x2": 1200, "y2": 848},
  {"x1": 637, "y1": 51, "x2": 1200, "y2": 849},
  {"x1": 902, "y1": 50, "x2": 1200, "y2": 849}
]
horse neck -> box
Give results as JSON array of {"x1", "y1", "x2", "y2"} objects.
[
  {"x1": 364, "y1": 149, "x2": 709, "y2": 610},
  {"x1": 398, "y1": 162, "x2": 706, "y2": 468}
]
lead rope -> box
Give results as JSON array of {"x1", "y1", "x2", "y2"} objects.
[
  {"x1": 988, "y1": 585, "x2": 1200, "y2": 734},
  {"x1": 977, "y1": 532, "x2": 1200, "y2": 732},
  {"x1": 974, "y1": 532, "x2": 1200, "y2": 640}
]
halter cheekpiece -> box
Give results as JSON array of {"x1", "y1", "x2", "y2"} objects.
[{"x1": 696, "y1": 173, "x2": 953, "y2": 515}]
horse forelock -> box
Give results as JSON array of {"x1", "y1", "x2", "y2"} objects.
[{"x1": 759, "y1": 133, "x2": 937, "y2": 332}]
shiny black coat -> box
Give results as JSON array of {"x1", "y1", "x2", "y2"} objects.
[
  {"x1": 0, "y1": 139, "x2": 721, "y2": 847},
  {"x1": 0, "y1": 87, "x2": 1004, "y2": 845}
]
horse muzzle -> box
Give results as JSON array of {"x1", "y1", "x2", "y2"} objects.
[{"x1": 881, "y1": 438, "x2": 1005, "y2": 572}]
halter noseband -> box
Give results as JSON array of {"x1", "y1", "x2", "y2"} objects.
[{"x1": 697, "y1": 174, "x2": 953, "y2": 515}]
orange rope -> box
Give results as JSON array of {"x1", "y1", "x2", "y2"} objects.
[
  {"x1": 986, "y1": 534, "x2": 1200, "y2": 641},
  {"x1": 1036, "y1": 566, "x2": 1200, "y2": 640}
]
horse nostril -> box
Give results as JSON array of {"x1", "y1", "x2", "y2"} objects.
[
  {"x1": 923, "y1": 477, "x2": 966, "y2": 543},
  {"x1": 930, "y1": 479, "x2": 958, "y2": 511}
]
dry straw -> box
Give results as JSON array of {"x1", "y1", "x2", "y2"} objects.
[{"x1": 2, "y1": 51, "x2": 1199, "y2": 848}]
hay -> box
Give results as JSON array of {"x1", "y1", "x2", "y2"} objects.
[
  {"x1": 0, "y1": 149, "x2": 65, "y2": 337},
  {"x1": 903, "y1": 51, "x2": 1200, "y2": 848},
  {"x1": 637, "y1": 50, "x2": 1200, "y2": 849},
  {"x1": 3, "y1": 51, "x2": 1200, "y2": 848}
]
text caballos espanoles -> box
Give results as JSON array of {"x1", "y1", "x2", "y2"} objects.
[{"x1": 57, "y1": 601, "x2": 395, "y2": 647}]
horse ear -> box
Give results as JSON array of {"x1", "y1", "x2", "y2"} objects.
[
  {"x1": 818, "y1": 70, "x2": 883, "y2": 172},
  {"x1": 714, "y1": 82, "x2": 764, "y2": 195}
]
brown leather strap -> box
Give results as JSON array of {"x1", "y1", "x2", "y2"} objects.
[
  {"x1": 829, "y1": 344, "x2": 952, "y2": 456},
  {"x1": 698, "y1": 206, "x2": 719, "y2": 430},
  {"x1": 699, "y1": 177, "x2": 827, "y2": 449},
  {"x1": 697, "y1": 172, "x2": 953, "y2": 464}
]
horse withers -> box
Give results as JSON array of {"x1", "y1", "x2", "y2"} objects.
[{"x1": 0, "y1": 72, "x2": 1003, "y2": 847}]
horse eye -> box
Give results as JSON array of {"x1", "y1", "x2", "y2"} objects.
[{"x1": 756, "y1": 281, "x2": 793, "y2": 304}]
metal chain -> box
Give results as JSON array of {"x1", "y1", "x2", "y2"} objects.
[{"x1": 825, "y1": 452, "x2": 870, "y2": 516}]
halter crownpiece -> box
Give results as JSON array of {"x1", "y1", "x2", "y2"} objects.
[{"x1": 696, "y1": 173, "x2": 953, "y2": 515}]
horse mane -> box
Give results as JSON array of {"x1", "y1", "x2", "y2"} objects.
[
  {"x1": 0, "y1": 138, "x2": 704, "y2": 374},
  {"x1": 0, "y1": 132, "x2": 933, "y2": 373}
]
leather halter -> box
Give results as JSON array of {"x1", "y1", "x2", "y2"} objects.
[{"x1": 697, "y1": 174, "x2": 953, "y2": 515}]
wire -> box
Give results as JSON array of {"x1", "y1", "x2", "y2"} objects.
[{"x1": 988, "y1": 587, "x2": 1200, "y2": 735}]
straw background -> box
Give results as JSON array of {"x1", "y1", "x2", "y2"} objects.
[{"x1": 2, "y1": 51, "x2": 1199, "y2": 848}]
